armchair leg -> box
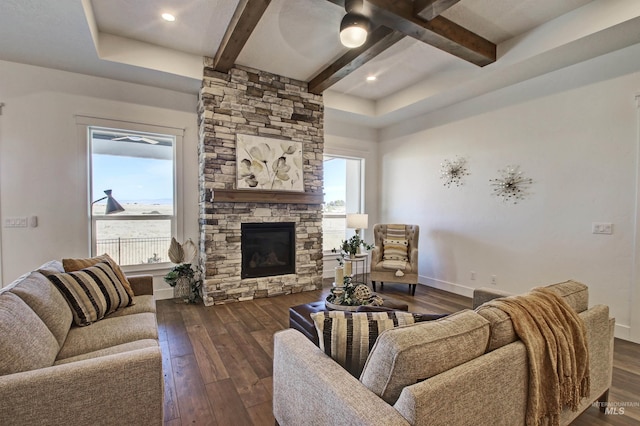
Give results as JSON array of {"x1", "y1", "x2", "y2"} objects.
[
  {"x1": 380, "y1": 282, "x2": 384, "y2": 289},
  {"x1": 372, "y1": 281, "x2": 376, "y2": 292},
  {"x1": 411, "y1": 284, "x2": 417, "y2": 296}
]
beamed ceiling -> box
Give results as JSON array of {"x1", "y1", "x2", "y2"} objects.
[
  {"x1": 1, "y1": 0, "x2": 640, "y2": 127},
  {"x1": 211, "y1": 0, "x2": 497, "y2": 94}
]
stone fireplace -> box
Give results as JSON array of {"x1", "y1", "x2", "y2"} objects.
[{"x1": 197, "y1": 60, "x2": 324, "y2": 306}]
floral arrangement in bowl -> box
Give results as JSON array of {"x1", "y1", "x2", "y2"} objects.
[{"x1": 327, "y1": 276, "x2": 383, "y2": 307}]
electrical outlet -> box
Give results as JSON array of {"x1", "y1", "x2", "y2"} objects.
[
  {"x1": 491, "y1": 275, "x2": 497, "y2": 285},
  {"x1": 470, "y1": 271, "x2": 476, "y2": 281},
  {"x1": 592, "y1": 222, "x2": 613, "y2": 235}
]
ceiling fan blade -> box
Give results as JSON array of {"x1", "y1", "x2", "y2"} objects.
[{"x1": 111, "y1": 135, "x2": 159, "y2": 144}]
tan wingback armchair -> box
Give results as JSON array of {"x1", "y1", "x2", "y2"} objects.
[{"x1": 370, "y1": 224, "x2": 419, "y2": 295}]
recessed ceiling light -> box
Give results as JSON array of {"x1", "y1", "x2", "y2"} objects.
[
  {"x1": 161, "y1": 13, "x2": 176, "y2": 22},
  {"x1": 366, "y1": 75, "x2": 377, "y2": 82}
]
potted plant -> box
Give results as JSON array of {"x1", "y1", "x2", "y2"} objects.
[
  {"x1": 332, "y1": 234, "x2": 373, "y2": 260},
  {"x1": 164, "y1": 238, "x2": 202, "y2": 304}
]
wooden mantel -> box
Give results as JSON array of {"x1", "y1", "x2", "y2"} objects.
[{"x1": 212, "y1": 189, "x2": 324, "y2": 204}]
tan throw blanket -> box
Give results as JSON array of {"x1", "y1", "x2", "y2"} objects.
[{"x1": 486, "y1": 287, "x2": 590, "y2": 426}]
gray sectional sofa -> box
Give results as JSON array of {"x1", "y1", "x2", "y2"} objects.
[
  {"x1": 273, "y1": 280, "x2": 615, "y2": 425},
  {"x1": 0, "y1": 260, "x2": 163, "y2": 426}
]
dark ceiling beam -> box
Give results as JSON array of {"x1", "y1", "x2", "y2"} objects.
[
  {"x1": 308, "y1": 26, "x2": 405, "y2": 94},
  {"x1": 366, "y1": 0, "x2": 496, "y2": 66},
  {"x1": 324, "y1": 0, "x2": 495, "y2": 67},
  {"x1": 212, "y1": 0, "x2": 271, "y2": 73},
  {"x1": 414, "y1": 0, "x2": 462, "y2": 21}
]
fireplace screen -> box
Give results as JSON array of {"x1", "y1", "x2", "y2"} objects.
[{"x1": 241, "y1": 222, "x2": 296, "y2": 278}]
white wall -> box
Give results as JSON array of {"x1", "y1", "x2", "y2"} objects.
[
  {"x1": 0, "y1": 60, "x2": 200, "y2": 298},
  {"x1": 323, "y1": 120, "x2": 379, "y2": 278},
  {"x1": 379, "y1": 44, "x2": 640, "y2": 342}
]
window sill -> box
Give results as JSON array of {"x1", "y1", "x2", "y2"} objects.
[{"x1": 122, "y1": 262, "x2": 173, "y2": 276}]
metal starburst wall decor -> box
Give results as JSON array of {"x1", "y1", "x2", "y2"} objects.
[
  {"x1": 489, "y1": 165, "x2": 533, "y2": 204},
  {"x1": 440, "y1": 156, "x2": 470, "y2": 188}
]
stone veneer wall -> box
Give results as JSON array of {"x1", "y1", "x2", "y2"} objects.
[{"x1": 197, "y1": 59, "x2": 324, "y2": 306}]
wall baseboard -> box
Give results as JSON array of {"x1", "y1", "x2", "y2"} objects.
[
  {"x1": 614, "y1": 323, "x2": 631, "y2": 341},
  {"x1": 419, "y1": 276, "x2": 475, "y2": 299},
  {"x1": 154, "y1": 287, "x2": 175, "y2": 301}
]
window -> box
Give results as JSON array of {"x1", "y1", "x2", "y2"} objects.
[
  {"x1": 323, "y1": 155, "x2": 364, "y2": 252},
  {"x1": 89, "y1": 126, "x2": 176, "y2": 266}
]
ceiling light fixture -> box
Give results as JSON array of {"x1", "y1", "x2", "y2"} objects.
[
  {"x1": 340, "y1": 0, "x2": 369, "y2": 48},
  {"x1": 161, "y1": 13, "x2": 176, "y2": 22},
  {"x1": 366, "y1": 75, "x2": 377, "y2": 82}
]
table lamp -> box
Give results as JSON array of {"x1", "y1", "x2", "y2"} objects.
[{"x1": 346, "y1": 213, "x2": 368, "y2": 236}]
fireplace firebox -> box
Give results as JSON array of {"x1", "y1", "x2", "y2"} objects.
[{"x1": 241, "y1": 222, "x2": 296, "y2": 278}]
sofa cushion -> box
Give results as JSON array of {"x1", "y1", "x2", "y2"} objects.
[
  {"x1": 475, "y1": 305, "x2": 517, "y2": 352},
  {"x1": 360, "y1": 309, "x2": 490, "y2": 405},
  {"x1": 104, "y1": 295, "x2": 156, "y2": 318},
  {"x1": 37, "y1": 260, "x2": 65, "y2": 274},
  {"x1": 57, "y1": 312, "x2": 158, "y2": 360},
  {"x1": 311, "y1": 310, "x2": 421, "y2": 378},
  {"x1": 0, "y1": 292, "x2": 60, "y2": 375},
  {"x1": 63, "y1": 253, "x2": 135, "y2": 299},
  {"x1": 44, "y1": 261, "x2": 132, "y2": 326},
  {"x1": 6, "y1": 270, "x2": 73, "y2": 349},
  {"x1": 54, "y1": 339, "x2": 159, "y2": 365},
  {"x1": 476, "y1": 280, "x2": 590, "y2": 352},
  {"x1": 546, "y1": 280, "x2": 588, "y2": 312}
]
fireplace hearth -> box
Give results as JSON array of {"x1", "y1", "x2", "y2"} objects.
[{"x1": 241, "y1": 222, "x2": 296, "y2": 279}]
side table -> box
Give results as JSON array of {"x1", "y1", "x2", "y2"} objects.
[{"x1": 346, "y1": 253, "x2": 368, "y2": 285}]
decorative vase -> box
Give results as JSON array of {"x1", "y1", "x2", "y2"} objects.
[
  {"x1": 334, "y1": 266, "x2": 344, "y2": 286},
  {"x1": 173, "y1": 276, "x2": 191, "y2": 300}
]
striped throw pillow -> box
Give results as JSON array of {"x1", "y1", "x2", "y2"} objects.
[
  {"x1": 385, "y1": 224, "x2": 406, "y2": 240},
  {"x1": 383, "y1": 238, "x2": 408, "y2": 261},
  {"x1": 62, "y1": 253, "x2": 135, "y2": 300},
  {"x1": 383, "y1": 225, "x2": 409, "y2": 261},
  {"x1": 44, "y1": 261, "x2": 132, "y2": 326},
  {"x1": 311, "y1": 311, "x2": 420, "y2": 378}
]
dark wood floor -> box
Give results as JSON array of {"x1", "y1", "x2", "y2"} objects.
[{"x1": 157, "y1": 281, "x2": 640, "y2": 425}]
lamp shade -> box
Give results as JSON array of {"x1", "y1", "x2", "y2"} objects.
[
  {"x1": 339, "y1": 13, "x2": 369, "y2": 48},
  {"x1": 346, "y1": 213, "x2": 368, "y2": 230},
  {"x1": 92, "y1": 189, "x2": 125, "y2": 215},
  {"x1": 104, "y1": 190, "x2": 125, "y2": 214}
]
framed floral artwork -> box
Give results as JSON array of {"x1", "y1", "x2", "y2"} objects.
[{"x1": 236, "y1": 134, "x2": 304, "y2": 192}]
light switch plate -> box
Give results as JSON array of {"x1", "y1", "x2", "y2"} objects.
[
  {"x1": 592, "y1": 222, "x2": 613, "y2": 235},
  {"x1": 4, "y1": 217, "x2": 28, "y2": 228}
]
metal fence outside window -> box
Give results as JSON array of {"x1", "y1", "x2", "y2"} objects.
[{"x1": 96, "y1": 237, "x2": 172, "y2": 266}]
